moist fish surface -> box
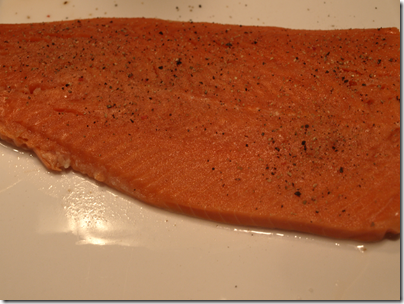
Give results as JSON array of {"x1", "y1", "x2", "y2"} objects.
[{"x1": 0, "y1": 18, "x2": 400, "y2": 241}]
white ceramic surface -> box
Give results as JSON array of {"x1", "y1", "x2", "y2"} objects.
[{"x1": 0, "y1": 0, "x2": 400, "y2": 300}]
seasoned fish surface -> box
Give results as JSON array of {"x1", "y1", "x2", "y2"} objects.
[{"x1": 0, "y1": 18, "x2": 400, "y2": 241}]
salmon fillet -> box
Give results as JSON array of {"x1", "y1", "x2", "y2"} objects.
[{"x1": 0, "y1": 18, "x2": 400, "y2": 241}]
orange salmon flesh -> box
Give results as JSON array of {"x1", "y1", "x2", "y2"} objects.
[{"x1": 0, "y1": 18, "x2": 400, "y2": 241}]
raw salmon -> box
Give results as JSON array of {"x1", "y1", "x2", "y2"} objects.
[{"x1": 0, "y1": 18, "x2": 400, "y2": 241}]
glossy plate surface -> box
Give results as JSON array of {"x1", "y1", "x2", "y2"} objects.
[{"x1": 0, "y1": 0, "x2": 400, "y2": 300}]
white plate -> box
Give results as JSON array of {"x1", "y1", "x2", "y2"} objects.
[{"x1": 0, "y1": 0, "x2": 400, "y2": 300}]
